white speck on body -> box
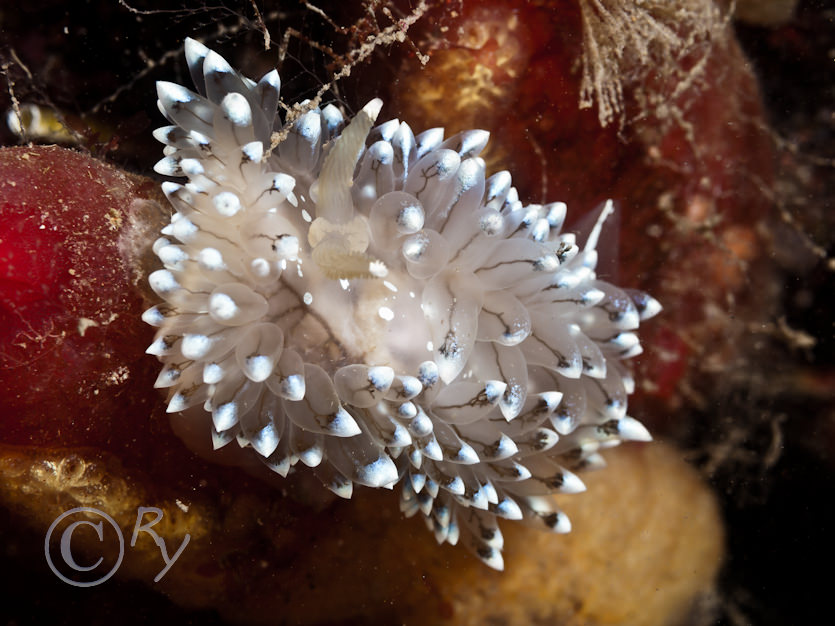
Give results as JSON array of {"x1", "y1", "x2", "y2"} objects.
[{"x1": 378, "y1": 306, "x2": 394, "y2": 321}]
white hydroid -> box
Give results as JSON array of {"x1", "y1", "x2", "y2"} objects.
[{"x1": 145, "y1": 38, "x2": 661, "y2": 570}]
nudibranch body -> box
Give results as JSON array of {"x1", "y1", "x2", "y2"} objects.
[{"x1": 145, "y1": 38, "x2": 660, "y2": 569}]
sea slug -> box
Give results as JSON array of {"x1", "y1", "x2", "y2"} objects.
[{"x1": 145, "y1": 37, "x2": 660, "y2": 569}]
